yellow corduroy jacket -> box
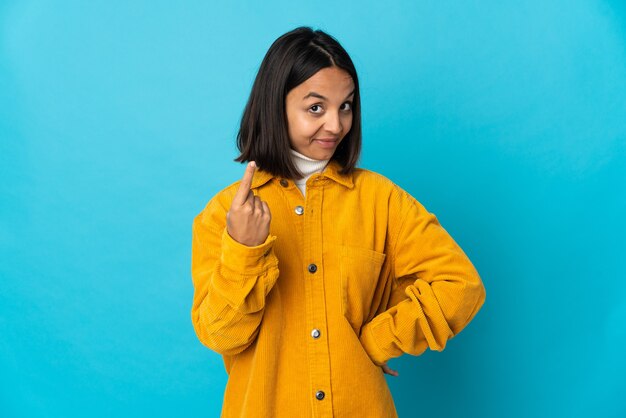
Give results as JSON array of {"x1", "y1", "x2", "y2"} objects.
[{"x1": 191, "y1": 159, "x2": 486, "y2": 418}]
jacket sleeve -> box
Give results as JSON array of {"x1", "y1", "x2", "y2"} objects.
[
  {"x1": 190, "y1": 193, "x2": 279, "y2": 356},
  {"x1": 359, "y1": 188, "x2": 486, "y2": 366}
]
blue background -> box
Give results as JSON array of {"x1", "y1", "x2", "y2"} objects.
[{"x1": 2, "y1": 1, "x2": 625, "y2": 417}]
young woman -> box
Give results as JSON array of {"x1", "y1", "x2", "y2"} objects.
[{"x1": 191, "y1": 26, "x2": 486, "y2": 417}]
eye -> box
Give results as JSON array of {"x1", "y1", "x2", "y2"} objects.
[
  {"x1": 309, "y1": 104, "x2": 323, "y2": 114},
  {"x1": 341, "y1": 101, "x2": 353, "y2": 111}
]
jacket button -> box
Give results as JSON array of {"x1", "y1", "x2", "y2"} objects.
[
  {"x1": 295, "y1": 206, "x2": 304, "y2": 215},
  {"x1": 311, "y1": 329, "x2": 321, "y2": 338},
  {"x1": 315, "y1": 390, "x2": 325, "y2": 400},
  {"x1": 280, "y1": 179, "x2": 289, "y2": 187},
  {"x1": 307, "y1": 264, "x2": 317, "y2": 273}
]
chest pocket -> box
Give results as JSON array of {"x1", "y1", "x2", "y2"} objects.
[{"x1": 339, "y1": 245, "x2": 387, "y2": 334}]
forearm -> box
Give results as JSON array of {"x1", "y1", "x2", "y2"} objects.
[
  {"x1": 360, "y1": 265, "x2": 485, "y2": 365},
  {"x1": 191, "y1": 220, "x2": 279, "y2": 356}
]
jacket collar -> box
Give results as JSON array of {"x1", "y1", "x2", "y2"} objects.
[{"x1": 251, "y1": 159, "x2": 355, "y2": 190}]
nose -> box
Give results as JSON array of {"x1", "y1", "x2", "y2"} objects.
[{"x1": 323, "y1": 111, "x2": 342, "y2": 135}]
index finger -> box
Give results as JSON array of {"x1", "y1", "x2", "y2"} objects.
[{"x1": 233, "y1": 161, "x2": 257, "y2": 206}]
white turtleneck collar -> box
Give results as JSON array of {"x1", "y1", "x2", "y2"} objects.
[{"x1": 289, "y1": 148, "x2": 330, "y2": 197}]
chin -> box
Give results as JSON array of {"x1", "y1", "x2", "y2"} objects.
[{"x1": 316, "y1": 151, "x2": 334, "y2": 160}]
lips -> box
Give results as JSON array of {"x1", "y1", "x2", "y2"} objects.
[
  {"x1": 314, "y1": 138, "x2": 338, "y2": 143},
  {"x1": 314, "y1": 138, "x2": 339, "y2": 148},
  {"x1": 315, "y1": 139, "x2": 337, "y2": 148}
]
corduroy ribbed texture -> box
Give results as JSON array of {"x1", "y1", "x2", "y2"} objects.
[{"x1": 190, "y1": 160, "x2": 486, "y2": 417}]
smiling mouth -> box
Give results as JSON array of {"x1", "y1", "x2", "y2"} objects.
[{"x1": 314, "y1": 139, "x2": 339, "y2": 149}]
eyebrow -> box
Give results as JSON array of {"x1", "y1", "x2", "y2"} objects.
[{"x1": 303, "y1": 89, "x2": 355, "y2": 101}]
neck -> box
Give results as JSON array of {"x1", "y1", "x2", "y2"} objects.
[
  {"x1": 289, "y1": 148, "x2": 330, "y2": 179},
  {"x1": 289, "y1": 149, "x2": 330, "y2": 197}
]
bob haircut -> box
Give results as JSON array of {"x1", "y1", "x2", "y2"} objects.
[{"x1": 234, "y1": 26, "x2": 361, "y2": 180}]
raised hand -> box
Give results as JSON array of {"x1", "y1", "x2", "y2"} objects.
[{"x1": 226, "y1": 161, "x2": 272, "y2": 247}]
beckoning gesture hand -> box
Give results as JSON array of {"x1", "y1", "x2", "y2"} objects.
[{"x1": 226, "y1": 161, "x2": 272, "y2": 247}]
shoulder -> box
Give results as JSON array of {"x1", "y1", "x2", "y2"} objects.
[
  {"x1": 352, "y1": 167, "x2": 397, "y2": 189},
  {"x1": 352, "y1": 167, "x2": 412, "y2": 200},
  {"x1": 194, "y1": 182, "x2": 240, "y2": 227},
  {"x1": 352, "y1": 166, "x2": 430, "y2": 216}
]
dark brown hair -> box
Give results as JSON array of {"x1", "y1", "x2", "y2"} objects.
[{"x1": 234, "y1": 26, "x2": 361, "y2": 180}]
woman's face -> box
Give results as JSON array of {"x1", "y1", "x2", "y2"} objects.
[{"x1": 285, "y1": 66, "x2": 355, "y2": 160}]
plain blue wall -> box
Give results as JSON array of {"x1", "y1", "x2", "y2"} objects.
[{"x1": 2, "y1": 0, "x2": 625, "y2": 417}]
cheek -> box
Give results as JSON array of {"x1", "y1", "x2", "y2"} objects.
[
  {"x1": 293, "y1": 114, "x2": 319, "y2": 137},
  {"x1": 343, "y1": 114, "x2": 353, "y2": 132}
]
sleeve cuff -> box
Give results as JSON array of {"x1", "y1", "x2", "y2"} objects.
[
  {"x1": 221, "y1": 228, "x2": 278, "y2": 273},
  {"x1": 359, "y1": 320, "x2": 391, "y2": 367}
]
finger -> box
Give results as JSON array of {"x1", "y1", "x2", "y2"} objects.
[
  {"x1": 254, "y1": 196, "x2": 263, "y2": 215},
  {"x1": 382, "y1": 365, "x2": 399, "y2": 376},
  {"x1": 242, "y1": 190, "x2": 254, "y2": 213},
  {"x1": 233, "y1": 161, "x2": 256, "y2": 206},
  {"x1": 261, "y1": 201, "x2": 271, "y2": 217}
]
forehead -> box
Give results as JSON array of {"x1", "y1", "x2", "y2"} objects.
[{"x1": 294, "y1": 67, "x2": 354, "y2": 95}]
